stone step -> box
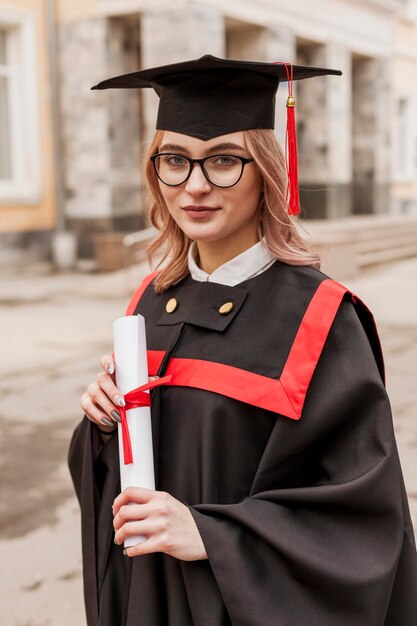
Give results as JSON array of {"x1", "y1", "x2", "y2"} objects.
[
  {"x1": 355, "y1": 232, "x2": 417, "y2": 253},
  {"x1": 122, "y1": 227, "x2": 158, "y2": 265},
  {"x1": 304, "y1": 214, "x2": 417, "y2": 236},
  {"x1": 353, "y1": 226, "x2": 417, "y2": 241},
  {"x1": 358, "y1": 243, "x2": 417, "y2": 267},
  {"x1": 305, "y1": 214, "x2": 417, "y2": 279}
]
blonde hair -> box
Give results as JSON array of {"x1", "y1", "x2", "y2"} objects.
[{"x1": 144, "y1": 128, "x2": 320, "y2": 293}]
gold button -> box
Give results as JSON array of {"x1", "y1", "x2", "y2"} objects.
[
  {"x1": 219, "y1": 301, "x2": 234, "y2": 315},
  {"x1": 165, "y1": 297, "x2": 178, "y2": 314}
]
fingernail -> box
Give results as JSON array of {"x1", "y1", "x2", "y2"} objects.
[
  {"x1": 106, "y1": 362, "x2": 115, "y2": 375},
  {"x1": 101, "y1": 417, "x2": 114, "y2": 427},
  {"x1": 123, "y1": 549, "x2": 129, "y2": 556},
  {"x1": 111, "y1": 410, "x2": 121, "y2": 423},
  {"x1": 114, "y1": 394, "x2": 125, "y2": 407},
  {"x1": 114, "y1": 536, "x2": 119, "y2": 545}
]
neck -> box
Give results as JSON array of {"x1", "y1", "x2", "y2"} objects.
[{"x1": 196, "y1": 228, "x2": 260, "y2": 275}]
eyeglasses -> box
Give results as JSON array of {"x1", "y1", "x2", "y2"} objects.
[{"x1": 150, "y1": 153, "x2": 255, "y2": 188}]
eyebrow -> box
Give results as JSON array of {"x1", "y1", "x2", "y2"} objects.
[{"x1": 158, "y1": 142, "x2": 246, "y2": 155}]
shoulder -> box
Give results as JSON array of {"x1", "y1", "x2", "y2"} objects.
[
  {"x1": 272, "y1": 262, "x2": 376, "y2": 325},
  {"x1": 331, "y1": 288, "x2": 386, "y2": 384},
  {"x1": 250, "y1": 260, "x2": 345, "y2": 316},
  {"x1": 254, "y1": 260, "x2": 335, "y2": 303},
  {"x1": 125, "y1": 270, "x2": 161, "y2": 315},
  {"x1": 274, "y1": 261, "x2": 386, "y2": 385}
]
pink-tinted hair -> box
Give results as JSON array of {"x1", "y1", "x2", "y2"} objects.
[{"x1": 144, "y1": 129, "x2": 320, "y2": 293}]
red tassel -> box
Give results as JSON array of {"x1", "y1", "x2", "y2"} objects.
[
  {"x1": 273, "y1": 62, "x2": 300, "y2": 216},
  {"x1": 286, "y1": 100, "x2": 300, "y2": 215}
]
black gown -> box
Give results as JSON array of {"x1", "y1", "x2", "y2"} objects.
[{"x1": 68, "y1": 260, "x2": 417, "y2": 626}]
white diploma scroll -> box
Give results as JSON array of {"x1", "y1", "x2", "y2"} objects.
[{"x1": 113, "y1": 314, "x2": 155, "y2": 547}]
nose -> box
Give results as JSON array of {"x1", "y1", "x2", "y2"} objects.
[{"x1": 184, "y1": 162, "x2": 212, "y2": 195}]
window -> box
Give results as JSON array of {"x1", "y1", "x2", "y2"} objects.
[
  {"x1": 401, "y1": 0, "x2": 416, "y2": 22},
  {"x1": 0, "y1": 8, "x2": 41, "y2": 203},
  {"x1": 0, "y1": 29, "x2": 12, "y2": 180},
  {"x1": 395, "y1": 95, "x2": 416, "y2": 181}
]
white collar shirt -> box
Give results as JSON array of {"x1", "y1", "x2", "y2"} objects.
[{"x1": 187, "y1": 239, "x2": 276, "y2": 286}]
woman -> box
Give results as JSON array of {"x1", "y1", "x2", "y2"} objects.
[{"x1": 69, "y1": 56, "x2": 417, "y2": 626}]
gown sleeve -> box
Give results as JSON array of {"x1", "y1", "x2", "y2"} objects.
[
  {"x1": 68, "y1": 417, "x2": 100, "y2": 626},
  {"x1": 69, "y1": 419, "x2": 128, "y2": 626},
  {"x1": 189, "y1": 298, "x2": 417, "y2": 626}
]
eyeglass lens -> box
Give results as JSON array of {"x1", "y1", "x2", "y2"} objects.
[{"x1": 154, "y1": 154, "x2": 244, "y2": 187}]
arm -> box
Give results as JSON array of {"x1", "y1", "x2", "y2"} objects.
[{"x1": 186, "y1": 300, "x2": 416, "y2": 626}]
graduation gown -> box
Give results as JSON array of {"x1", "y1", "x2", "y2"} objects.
[{"x1": 68, "y1": 260, "x2": 417, "y2": 626}]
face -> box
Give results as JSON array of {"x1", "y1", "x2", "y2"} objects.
[{"x1": 155, "y1": 131, "x2": 263, "y2": 247}]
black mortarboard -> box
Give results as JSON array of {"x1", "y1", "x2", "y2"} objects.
[
  {"x1": 92, "y1": 55, "x2": 342, "y2": 215},
  {"x1": 92, "y1": 54, "x2": 341, "y2": 141}
]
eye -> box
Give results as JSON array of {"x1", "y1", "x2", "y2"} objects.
[
  {"x1": 211, "y1": 155, "x2": 240, "y2": 167},
  {"x1": 165, "y1": 154, "x2": 188, "y2": 167}
]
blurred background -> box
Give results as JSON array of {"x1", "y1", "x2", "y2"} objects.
[{"x1": 1, "y1": 0, "x2": 417, "y2": 624}]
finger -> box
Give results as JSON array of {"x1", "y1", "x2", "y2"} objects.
[
  {"x1": 113, "y1": 503, "x2": 148, "y2": 531},
  {"x1": 123, "y1": 535, "x2": 162, "y2": 557},
  {"x1": 96, "y1": 371, "x2": 125, "y2": 408},
  {"x1": 90, "y1": 387, "x2": 122, "y2": 424},
  {"x1": 81, "y1": 393, "x2": 117, "y2": 431},
  {"x1": 113, "y1": 487, "x2": 155, "y2": 515},
  {"x1": 85, "y1": 381, "x2": 121, "y2": 421},
  {"x1": 114, "y1": 519, "x2": 157, "y2": 545},
  {"x1": 100, "y1": 355, "x2": 115, "y2": 376}
]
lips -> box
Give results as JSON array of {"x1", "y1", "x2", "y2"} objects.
[
  {"x1": 180, "y1": 205, "x2": 221, "y2": 220},
  {"x1": 181, "y1": 205, "x2": 220, "y2": 211}
]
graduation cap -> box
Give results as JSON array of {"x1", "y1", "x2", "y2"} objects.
[{"x1": 92, "y1": 54, "x2": 342, "y2": 215}]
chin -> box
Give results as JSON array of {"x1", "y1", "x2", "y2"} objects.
[
  {"x1": 185, "y1": 225, "x2": 229, "y2": 243},
  {"x1": 176, "y1": 219, "x2": 225, "y2": 243}
]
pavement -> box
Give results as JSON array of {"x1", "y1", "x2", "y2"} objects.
[{"x1": 0, "y1": 256, "x2": 416, "y2": 626}]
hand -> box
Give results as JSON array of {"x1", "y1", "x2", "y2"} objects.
[
  {"x1": 80, "y1": 355, "x2": 125, "y2": 433},
  {"x1": 113, "y1": 487, "x2": 208, "y2": 561}
]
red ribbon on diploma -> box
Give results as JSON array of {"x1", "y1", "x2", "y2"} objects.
[{"x1": 119, "y1": 375, "x2": 172, "y2": 465}]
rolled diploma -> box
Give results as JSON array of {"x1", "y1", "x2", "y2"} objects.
[{"x1": 113, "y1": 314, "x2": 155, "y2": 547}]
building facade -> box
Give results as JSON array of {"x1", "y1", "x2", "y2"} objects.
[
  {"x1": 1, "y1": 0, "x2": 416, "y2": 262},
  {"x1": 0, "y1": 0, "x2": 57, "y2": 264},
  {"x1": 393, "y1": 2, "x2": 417, "y2": 213}
]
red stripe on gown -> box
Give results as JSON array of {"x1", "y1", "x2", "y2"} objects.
[{"x1": 141, "y1": 277, "x2": 349, "y2": 421}]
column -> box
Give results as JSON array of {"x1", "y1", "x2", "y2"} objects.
[
  {"x1": 59, "y1": 16, "x2": 111, "y2": 229},
  {"x1": 325, "y1": 42, "x2": 352, "y2": 218},
  {"x1": 59, "y1": 13, "x2": 146, "y2": 255},
  {"x1": 107, "y1": 15, "x2": 142, "y2": 222},
  {"x1": 352, "y1": 56, "x2": 391, "y2": 214},
  {"x1": 297, "y1": 42, "x2": 352, "y2": 218}
]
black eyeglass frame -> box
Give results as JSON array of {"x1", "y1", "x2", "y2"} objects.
[{"x1": 150, "y1": 153, "x2": 255, "y2": 188}]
